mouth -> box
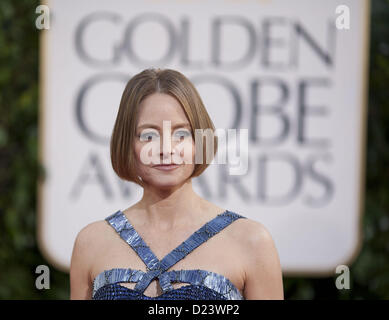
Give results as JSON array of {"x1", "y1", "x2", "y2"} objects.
[{"x1": 152, "y1": 164, "x2": 181, "y2": 171}]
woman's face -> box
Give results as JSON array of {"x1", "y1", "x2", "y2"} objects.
[{"x1": 134, "y1": 93, "x2": 196, "y2": 190}]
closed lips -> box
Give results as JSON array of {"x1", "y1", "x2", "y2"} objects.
[{"x1": 152, "y1": 164, "x2": 180, "y2": 170}]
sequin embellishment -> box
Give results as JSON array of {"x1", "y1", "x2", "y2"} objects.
[{"x1": 92, "y1": 210, "x2": 247, "y2": 300}]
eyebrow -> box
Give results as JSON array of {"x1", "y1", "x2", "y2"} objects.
[{"x1": 137, "y1": 123, "x2": 192, "y2": 130}]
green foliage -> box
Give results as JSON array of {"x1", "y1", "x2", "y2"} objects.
[
  {"x1": 0, "y1": 0, "x2": 388, "y2": 299},
  {"x1": 0, "y1": 0, "x2": 68, "y2": 299}
]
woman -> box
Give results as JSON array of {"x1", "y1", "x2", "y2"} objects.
[{"x1": 69, "y1": 68, "x2": 284, "y2": 300}]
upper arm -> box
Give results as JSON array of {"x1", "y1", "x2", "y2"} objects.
[
  {"x1": 242, "y1": 221, "x2": 284, "y2": 300},
  {"x1": 69, "y1": 224, "x2": 95, "y2": 300}
]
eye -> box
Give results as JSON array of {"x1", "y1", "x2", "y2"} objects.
[
  {"x1": 174, "y1": 130, "x2": 191, "y2": 140},
  {"x1": 139, "y1": 131, "x2": 159, "y2": 142}
]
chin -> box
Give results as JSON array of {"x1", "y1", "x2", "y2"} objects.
[{"x1": 148, "y1": 177, "x2": 185, "y2": 189}]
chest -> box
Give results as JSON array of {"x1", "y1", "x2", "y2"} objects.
[{"x1": 91, "y1": 231, "x2": 246, "y2": 298}]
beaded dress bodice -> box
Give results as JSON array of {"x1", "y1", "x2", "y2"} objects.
[{"x1": 92, "y1": 209, "x2": 247, "y2": 300}]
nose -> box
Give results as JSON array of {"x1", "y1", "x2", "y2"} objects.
[{"x1": 159, "y1": 134, "x2": 177, "y2": 161}]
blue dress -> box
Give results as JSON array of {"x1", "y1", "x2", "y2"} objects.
[{"x1": 92, "y1": 209, "x2": 247, "y2": 300}]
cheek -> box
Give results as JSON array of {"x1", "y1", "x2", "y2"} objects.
[
  {"x1": 177, "y1": 140, "x2": 195, "y2": 164},
  {"x1": 134, "y1": 141, "x2": 162, "y2": 166},
  {"x1": 134, "y1": 142, "x2": 149, "y2": 166},
  {"x1": 134, "y1": 142, "x2": 142, "y2": 161}
]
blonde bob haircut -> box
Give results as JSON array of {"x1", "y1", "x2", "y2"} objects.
[{"x1": 110, "y1": 68, "x2": 218, "y2": 188}]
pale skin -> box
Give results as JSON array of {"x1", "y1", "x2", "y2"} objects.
[{"x1": 70, "y1": 93, "x2": 284, "y2": 300}]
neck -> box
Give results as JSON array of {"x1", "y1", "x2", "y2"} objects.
[{"x1": 136, "y1": 179, "x2": 205, "y2": 230}]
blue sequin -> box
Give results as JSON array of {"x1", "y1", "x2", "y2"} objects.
[{"x1": 92, "y1": 210, "x2": 246, "y2": 300}]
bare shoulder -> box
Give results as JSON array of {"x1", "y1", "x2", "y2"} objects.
[
  {"x1": 70, "y1": 219, "x2": 112, "y2": 299},
  {"x1": 71, "y1": 218, "x2": 115, "y2": 274},
  {"x1": 73, "y1": 219, "x2": 111, "y2": 254},
  {"x1": 77, "y1": 219, "x2": 109, "y2": 238},
  {"x1": 228, "y1": 215, "x2": 275, "y2": 249},
  {"x1": 230, "y1": 216, "x2": 284, "y2": 299}
]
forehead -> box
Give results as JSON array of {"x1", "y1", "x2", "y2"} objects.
[{"x1": 137, "y1": 93, "x2": 189, "y2": 126}]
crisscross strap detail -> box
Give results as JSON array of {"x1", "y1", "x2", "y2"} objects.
[
  {"x1": 105, "y1": 209, "x2": 246, "y2": 294},
  {"x1": 92, "y1": 268, "x2": 244, "y2": 300}
]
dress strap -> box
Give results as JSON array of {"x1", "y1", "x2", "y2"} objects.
[
  {"x1": 105, "y1": 209, "x2": 246, "y2": 294},
  {"x1": 158, "y1": 210, "x2": 245, "y2": 272},
  {"x1": 105, "y1": 210, "x2": 160, "y2": 271}
]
